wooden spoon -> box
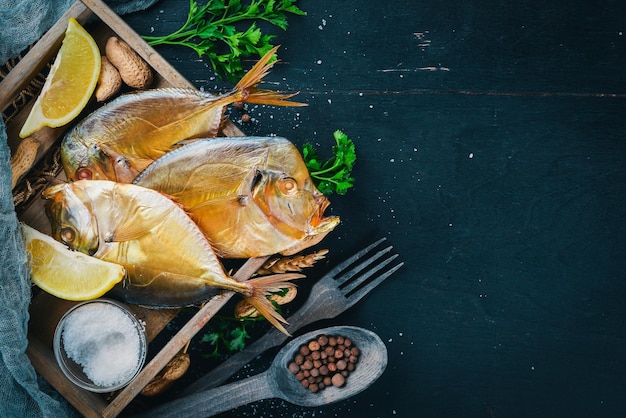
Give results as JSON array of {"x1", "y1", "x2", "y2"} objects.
[{"x1": 138, "y1": 326, "x2": 387, "y2": 418}]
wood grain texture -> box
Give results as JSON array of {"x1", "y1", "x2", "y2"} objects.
[
  {"x1": 13, "y1": 1, "x2": 250, "y2": 417},
  {"x1": 102, "y1": 256, "x2": 269, "y2": 417},
  {"x1": 137, "y1": 326, "x2": 387, "y2": 418},
  {"x1": 122, "y1": 1, "x2": 626, "y2": 417},
  {"x1": 26, "y1": 337, "x2": 108, "y2": 418},
  {"x1": 182, "y1": 238, "x2": 401, "y2": 396},
  {"x1": 0, "y1": 1, "x2": 91, "y2": 113},
  {"x1": 6, "y1": 0, "x2": 626, "y2": 416}
]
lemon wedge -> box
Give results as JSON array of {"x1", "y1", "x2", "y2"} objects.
[
  {"x1": 19, "y1": 18, "x2": 101, "y2": 138},
  {"x1": 22, "y1": 224, "x2": 125, "y2": 301}
]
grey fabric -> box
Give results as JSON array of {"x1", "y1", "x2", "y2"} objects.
[{"x1": 0, "y1": 1, "x2": 159, "y2": 416}]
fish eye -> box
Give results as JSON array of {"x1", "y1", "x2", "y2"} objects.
[
  {"x1": 76, "y1": 168, "x2": 92, "y2": 180},
  {"x1": 60, "y1": 227, "x2": 76, "y2": 244},
  {"x1": 278, "y1": 177, "x2": 298, "y2": 196}
]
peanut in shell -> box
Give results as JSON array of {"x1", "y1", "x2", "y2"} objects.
[
  {"x1": 95, "y1": 56, "x2": 122, "y2": 102},
  {"x1": 140, "y1": 351, "x2": 190, "y2": 397},
  {"x1": 105, "y1": 36, "x2": 153, "y2": 89},
  {"x1": 10, "y1": 137, "x2": 39, "y2": 189}
]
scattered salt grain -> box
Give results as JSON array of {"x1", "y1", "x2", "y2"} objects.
[{"x1": 62, "y1": 303, "x2": 142, "y2": 388}]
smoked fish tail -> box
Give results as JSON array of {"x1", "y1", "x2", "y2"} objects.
[
  {"x1": 242, "y1": 89, "x2": 305, "y2": 107},
  {"x1": 230, "y1": 45, "x2": 307, "y2": 108},
  {"x1": 244, "y1": 272, "x2": 306, "y2": 335}
]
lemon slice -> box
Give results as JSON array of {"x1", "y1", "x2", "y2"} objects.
[
  {"x1": 19, "y1": 18, "x2": 101, "y2": 138},
  {"x1": 21, "y1": 224, "x2": 125, "y2": 301}
]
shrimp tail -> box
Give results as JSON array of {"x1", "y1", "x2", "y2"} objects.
[{"x1": 243, "y1": 272, "x2": 306, "y2": 335}]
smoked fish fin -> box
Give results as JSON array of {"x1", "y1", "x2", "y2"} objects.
[
  {"x1": 243, "y1": 272, "x2": 306, "y2": 336},
  {"x1": 205, "y1": 46, "x2": 308, "y2": 109},
  {"x1": 97, "y1": 185, "x2": 171, "y2": 242}
]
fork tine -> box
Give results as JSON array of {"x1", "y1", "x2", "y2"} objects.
[
  {"x1": 335, "y1": 245, "x2": 393, "y2": 286},
  {"x1": 318, "y1": 237, "x2": 387, "y2": 280},
  {"x1": 344, "y1": 261, "x2": 404, "y2": 307},
  {"x1": 341, "y1": 252, "x2": 399, "y2": 293}
]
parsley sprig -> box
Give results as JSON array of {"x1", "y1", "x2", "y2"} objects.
[
  {"x1": 142, "y1": 0, "x2": 306, "y2": 81},
  {"x1": 200, "y1": 288, "x2": 289, "y2": 357},
  {"x1": 302, "y1": 130, "x2": 357, "y2": 195},
  {"x1": 200, "y1": 315, "x2": 262, "y2": 357}
]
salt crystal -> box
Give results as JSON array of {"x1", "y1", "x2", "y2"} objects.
[{"x1": 62, "y1": 303, "x2": 142, "y2": 387}]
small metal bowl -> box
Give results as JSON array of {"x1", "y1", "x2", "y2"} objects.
[{"x1": 53, "y1": 298, "x2": 147, "y2": 393}]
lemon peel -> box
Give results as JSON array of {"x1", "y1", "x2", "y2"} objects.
[
  {"x1": 22, "y1": 223, "x2": 125, "y2": 301},
  {"x1": 20, "y1": 18, "x2": 100, "y2": 137}
]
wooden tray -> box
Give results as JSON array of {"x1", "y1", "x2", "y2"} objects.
[{"x1": 1, "y1": 1, "x2": 264, "y2": 416}]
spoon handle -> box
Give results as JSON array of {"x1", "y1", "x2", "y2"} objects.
[{"x1": 138, "y1": 371, "x2": 276, "y2": 418}]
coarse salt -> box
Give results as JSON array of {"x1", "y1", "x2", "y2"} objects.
[{"x1": 62, "y1": 303, "x2": 142, "y2": 388}]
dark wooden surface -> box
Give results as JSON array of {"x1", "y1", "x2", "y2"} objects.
[{"x1": 122, "y1": 1, "x2": 626, "y2": 417}]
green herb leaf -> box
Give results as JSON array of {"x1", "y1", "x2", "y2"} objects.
[
  {"x1": 303, "y1": 130, "x2": 357, "y2": 195},
  {"x1": 142, "y1": 0, "x2": 306, "y2": 81},
  {"x1": 200, "y1": 315, "x2": 263, "y2": 357},
  {"x1": 200, "y1": 331, "x2": 221, "y2": 345},
  {"x1": 228, "y1": 326, "x2": 250, "y2": 351}
]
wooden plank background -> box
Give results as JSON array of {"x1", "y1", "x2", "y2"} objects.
[{"x1": 70, "y1": 0, "x2": 626, "y2": 416}]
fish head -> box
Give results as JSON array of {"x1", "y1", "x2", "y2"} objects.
[
  {"x1": 61, "y1": 132, "x2": 128, "y2": 182},
  {"x1": 42, "y1": 183, "x2": 99, "y2": 255},
  {"x1": 249, "y1": 167, "x2": 340, "y2": 242}
]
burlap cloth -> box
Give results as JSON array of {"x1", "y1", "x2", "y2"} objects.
[{"x1": 0, "y1": 1, "x2": 158, "y2": 416}]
